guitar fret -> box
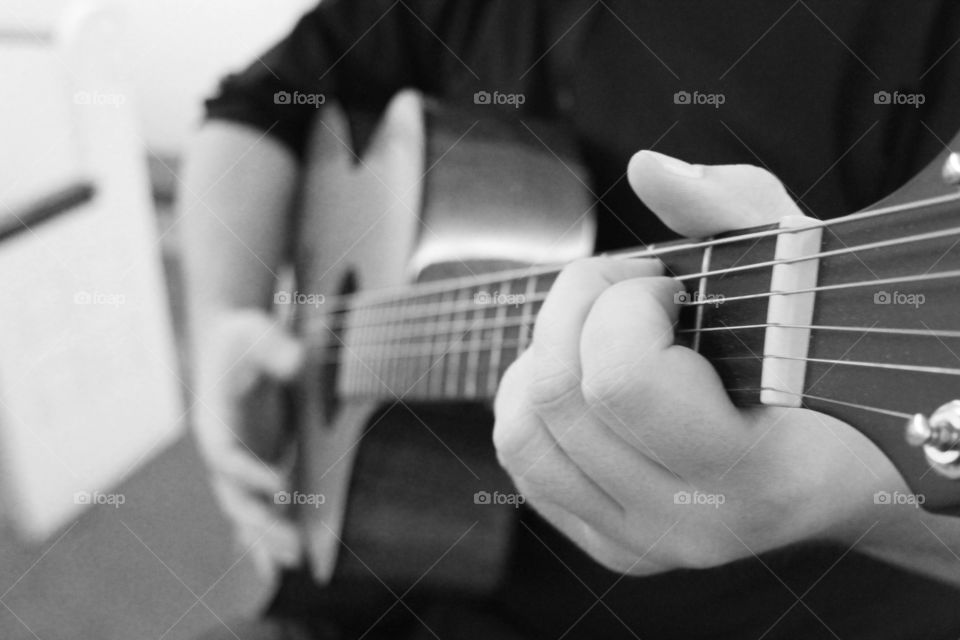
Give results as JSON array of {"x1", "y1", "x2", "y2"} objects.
[
  {"x1": 498, "y1": 278, "x2": 525, "y2": 383},
  {"x1": 356, "y1": 304, "x2": 371, "y2": 396},
  {"x1": 486, "y1": 280, "x2": 511, "y2": 394},
  {"x1": 345, "y1": 305, "x2": 361, "y2": 396},
  {"x1": 389, "y1": 298, "x2": 407, "y2": 397},
  {"x1": 692, "y1": 245, "x2": 712, "y2": 353},
  {"x1": 339, "y1": 317, "x2": 352, "y2": 397},
  {"x1": 374, "y1": 302, "x2": 388, "y2": 396},
  {"x1": 419, "y1": 293, "x2": 442, "y2": 397},
  {"x1": 362, "y1": 302, "x2": 375, "y2": 396},
  {"x1": 369, "y1": 304, "x2": 383, "y2": 396},
  {"x1": 401, "y1": 296, "x2": 418, "y2": 396},
  {"x1": 410, "y1": 294, "x2": 427, "y2": 397},
  {"x1": 379, "y1": 302, "x2": 393, "y2": 396},
  {"x1": 463, "y1": 288, "x2": 486, "y2": 399},
  {"x1": 476, "y1": 288, "x2": 496, "y2": 397},
  {"x1": 430, "y1": 291, "x2": 453, "y2": 398},
  {"x1": 518, "y1": 275, "x2": 537, "y2": 353},
  {"x1": 445, "y1": 287, "x2": 471, "y2": 398}
]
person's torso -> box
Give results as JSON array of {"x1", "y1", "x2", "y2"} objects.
[{"x1": 415, "y1": 3, "x2": 960, "y2": 638}]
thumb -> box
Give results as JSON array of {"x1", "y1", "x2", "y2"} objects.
[
  {"x1": 248, "y1": 322, "x2": 305, "y2": 382},
  {"x1": 627, "y1": 150, "x2": 802, "y2": 238},
  {"x1": 210, "y1": 310, "x2": 305, "y2": 395}
]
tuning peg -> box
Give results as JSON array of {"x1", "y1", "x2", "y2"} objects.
[
  {"x1": 905, "y1": 401, "x2": 960, "y2": 479},
  {"x1": 905, "y1": 413, "x2": 932, "y2": 447},
  {"x1": 942, "y1": 152, "x2": 960, "y2": 185}
]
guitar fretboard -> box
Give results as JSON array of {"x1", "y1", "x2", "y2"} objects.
[
  {"x1": 339, "y1": 271, "x2": 554, "y2": 400},
  {"x1": 331, "y1": 233, "x2": 777, "y2": 403}
]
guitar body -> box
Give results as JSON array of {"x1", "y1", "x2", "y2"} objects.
[{"x1": 289, "y1": 91, "x2": 595, "y2": 595}]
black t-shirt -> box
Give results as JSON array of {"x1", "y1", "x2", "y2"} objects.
[{"x1": 205, "y1": 2, "x2": 960, "y2": 638}]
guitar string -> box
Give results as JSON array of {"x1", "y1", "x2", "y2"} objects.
[
  {"x1": 330, "y1": 317, "x2": 960, "y2": 350},
  {"x1": 337, "y1": 379, "x2": 915, "y2": 422},
  {"x1": 334, "y1": 333, "x2": 960, "y2": 414},
  {"x1": 679, "y1": 267, "x2": 960, "y2": 307},
  {"x1": 337, "y1": 348, "x2": 921, "y2": 421},
  {"x1": 307, "y1": 192, "x2": 960, "y2": 408},
  {"x1": 327, "y1": 329, "x2": 960, "y2": 377},
  {"x1": 324, "y1": 272, "x2": 960, "y2": 381},
  {"x1": 677, "y1": 323, "x2": 960, "y2": 338},
  {"x1": 333, "y1": 189, "x2": 960, "y2": 306},
  {"x1": 339, "y1": 352, "x2": 923, "y2": 421},
  {"x1": 299, "y1": 189, "x2": 960, "y2": 316},
  {"x1": 315, "y1": 265, "x2": 959, "y2": 339},
  {"x1": 332, "y1": 338, "x2": 960, "y2": 377},
  {"x1": 335, "y1": 333, "x2": 950, "y2": 418},
  {"x1": 724, "y1": 388, "x2": 913, "y2": 419},
  {"x1": 308, "y1": 225, "x2": 960, "y2": 332},
  {"x1": 712, "y1": 355, "x2": 960, "y2": 376}
]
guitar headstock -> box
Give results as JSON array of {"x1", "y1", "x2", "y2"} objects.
[{"x1": 805, "y1": 131, "x2": 960, "y2": 513}]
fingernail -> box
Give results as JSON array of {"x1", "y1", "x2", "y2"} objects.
[{"x1": 645, "y1": 150, "x2": 704, "y2": 178}]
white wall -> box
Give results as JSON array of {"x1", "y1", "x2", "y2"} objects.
[
  {"x1": 0, "y1": 0, "x2": 317, "y2": 155},
  {"x1": 0, "y1": 0, "x2": 317, "y2": 539},
  {"x1": 1, "y1": 12, "x2": 184, "y2": 538}
]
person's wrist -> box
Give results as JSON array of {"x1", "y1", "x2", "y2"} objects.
[
  {"x1": 744, "y1": 409, "x2": 899, "y2": 550},
  {"x1": 814, "y1": 436, "x2": 910, "y2": 549},
  {"x1": 189, "y1": 306, "x2": 272, "y2": 374}
]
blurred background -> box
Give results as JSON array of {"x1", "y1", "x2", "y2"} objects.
[{"x1": 0, "y1": 1, "x2": 314, "y2": 637}]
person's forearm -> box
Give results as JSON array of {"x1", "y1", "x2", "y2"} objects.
[
  {"x1": 859, "y1": 507, "x2": 960, "y2": 587},
  {"x1": 179, "y1": 123, "x2": 306, "y2": 571},
  {"x1": 179, "y1": 121, "x2": 298, "y2": 340}
]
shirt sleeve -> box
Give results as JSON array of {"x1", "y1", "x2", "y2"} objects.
[{"x1": 204, "y1": 0, "x2": 440, "y2": 161}]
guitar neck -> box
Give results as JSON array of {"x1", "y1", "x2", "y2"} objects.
[
  {"x1": 325, "y1": 188, "x2": 960, "y2": 413},
  {"x1": 331, "y1": 228, "x2": 780, "y2": 404}
]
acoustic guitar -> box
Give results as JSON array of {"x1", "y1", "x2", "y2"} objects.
[{"x1": 283, "y1": 90, "x2": 960, "y2": 597}]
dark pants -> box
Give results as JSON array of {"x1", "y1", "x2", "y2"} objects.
[
  {"x1": 196, "y1": 525, "x2": 960, "y2": 640},
  {"x1": 196, "y1": 403, "x2": 960, "y2": 639},
  {"x1": 196, "y1": 565, "x2": 527, "y2": 640}
]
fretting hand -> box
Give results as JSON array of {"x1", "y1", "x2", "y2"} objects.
[{"x1": 492, "y1": 151, "x2": 912, "y2": 575}]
